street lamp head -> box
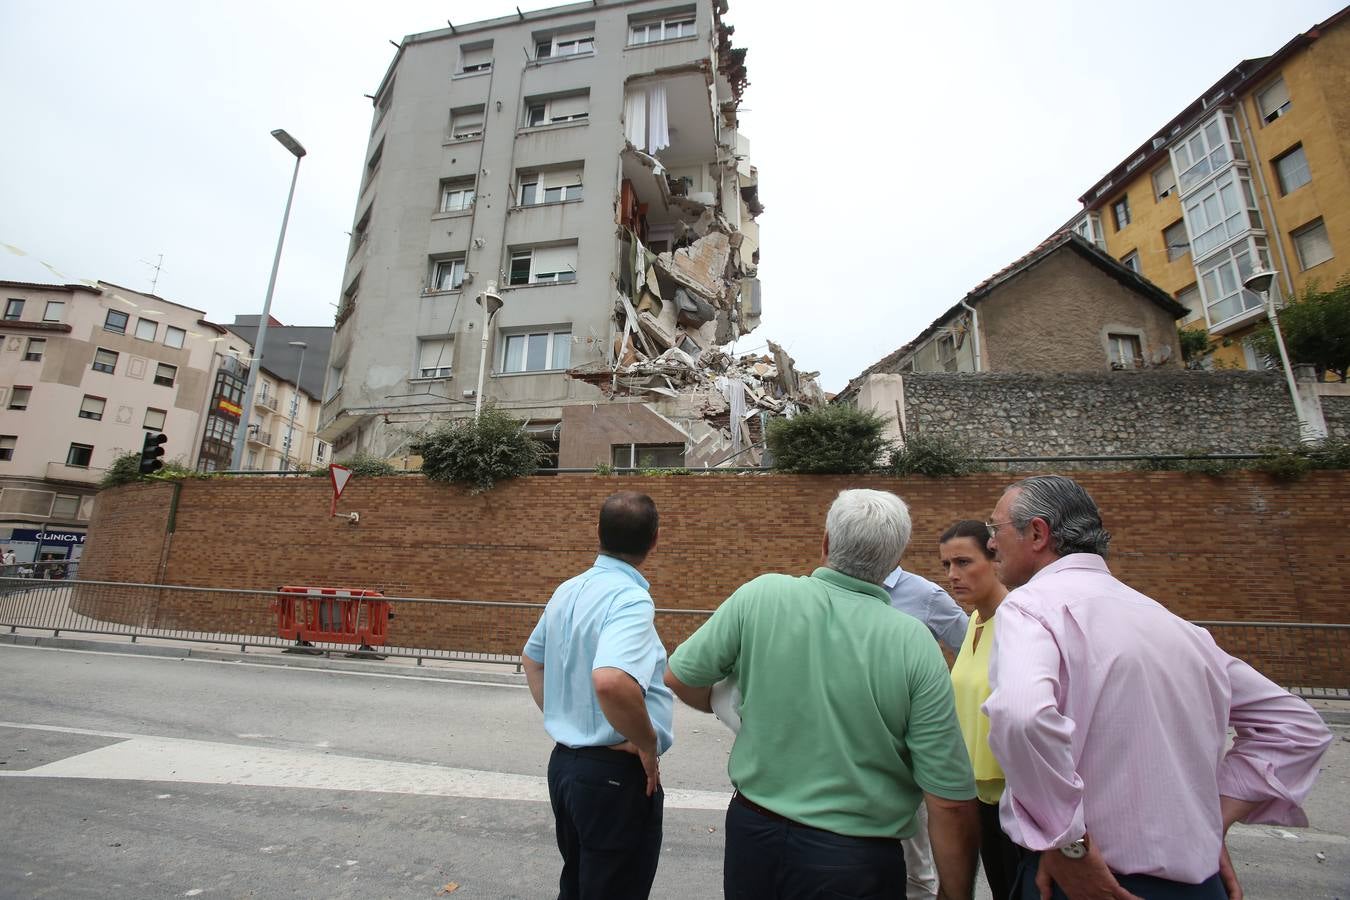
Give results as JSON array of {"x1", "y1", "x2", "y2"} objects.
[
  {"x1": 271, "y1": 129, "x2": 307, "y2": 159},
  {"x1": 1243, "y1": 268, "x2": 1278, "y2": 295},
  {"x1": 287, "y1": 341, "x2": 308, "y2": 349},
  {"x1": 476, "y1": 281, "x2": 504, "y2": 318}
]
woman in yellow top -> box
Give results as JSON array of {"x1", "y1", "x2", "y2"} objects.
[{"x1": 940, "y1": 519, "x2": 1027, "y2": 900}]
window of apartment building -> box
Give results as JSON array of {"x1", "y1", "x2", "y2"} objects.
[
  {"x1": 1107, "y1": 333, "x2": 1143, "y2": 369},
  {"x1": 135, "y1": 317, "x2": 157, "y2": 341},
  {"x1": 51, "y1": 494, "x2": 79, "y2": 519},
  {"x1": 1292, "y1": 218, "x2": 1333, "y2": 271},
  {"x1": 8, "y1": 386, "x2": 31, "y2": 410},
  {"x1": 523, "y1": 91, "x2": 589, "y2": 128},
  {"x1": 430, "y1": 257, "x2": 466, "y2": 292},
  {"x1": 439, "y1": 178, "x2": 476, "y2": 213},
  {"x1": 154, "y1": 363, "x2": 177, "y2": 388},
  {"x1": 1198, "y1": 239, "x2": 1269, "y2": 325},
  {"x1": 315, "y1": 441, "x2": 328, "y2": 464},
  {"x1": 629, "y1": 9, "x2": 696, "y2": 44},
  {"x1": 1172, "y1": 112, "x2": 1242, "y2": 195},
  {"x1": 373, "y1": 80, "x2": 393, "y2": 130},
  {"x1": 164, "y1": 325, "x2": 186, "y2": 349},
  {"x1": 144, "y1": 407, "x2": 167, "y2": 431},
  {"x1": 1183, "y1": 170, "x2": 1261, "y2": 259},
  {"x1": 517, "y1": 165, "x2": 584, "y2": 205},
  {"x1": 78, "y1": 395, "x2": 105, "y2": 421},
  {"x1": 1256, "y1": 76, "x2": 1291, "y2": 125},
  {"x1": 3, "y1": 299, "x2": 22, "y2": 320},
  {"x1": 416, "y1": 338, "x2": 453, "y2": 379},
  {"x1": 1273, "y1": 144, "x2": 1311, "y2": 196},
  {"x1": 43, "y1": 300, "x2": 64, "y2": 322},
  {"x1": 104, "y1": 309, "x2": 129, "y2": 333},
  {"x1": 326, "y1": 363, "x2": 344, "y2": 401},
  {"x1": 1120, "y1": 250, "x2": 1141, "y2": 273},
  {"x1": 1152, "y1": 162, "x2": 1177, "y2": 201},
  {"x1": 936, "y1": 335, "x2": 958, "y2": 372},
  {"x1": 1071, "y1": 213, "x2": 1105, "y2": 250},
  {"x1": 23, "y1": 337, "x2": 45, "y2": 362},
  {"x1": 1176, "y1": 284, "x2": 1202, "y2": 325},
  {"x1": 1163, "y1": 219, "x2": 1190, "y2": 261},
  {"x1": 92, "y1": 348, "x2": 118, "y2": 374},
  {"x1": 66, "y1": 443, "x2": 94, "y2": 468},
  {"x1": 535, "y1": 28, "x2": 594, "y2": 60},
  {"x1": 459, "y1": 42, "x2": 493, "y2": 74},
  {"x1": 1111, "y1": 196, "x2": 1131, "y2": 231},
  {"x1": 448, "y1": 105, "x2": 485, "y2": 140},
  {"x1": 246, "y1": 449, "x2": 258, "y2": 469},
  {"x1": 0, "y1": 436, "x2": 14, "y2": 461},
  {"x1": 337, "y1": 276, "x2": 360, "y2": 327},
  {"x1": 349, "y1": 206, "x2": 372, "y2": 259},
  {"x1": 509, "y1": 244, "x2": 578, "y2": 286},
  {"x1": 612, "y1": 443, "x2": 684, "y2": 468},
  {"x1": 502, "y1": 329, "x2": 572, "y2": 373}
]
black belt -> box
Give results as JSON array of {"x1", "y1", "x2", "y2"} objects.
[
  {"x1": 732, "y1": 791, "x2": 901, "y2": 845},
  {"x1": 553, "y1": 742, "x2": 638, "y2": 763}
]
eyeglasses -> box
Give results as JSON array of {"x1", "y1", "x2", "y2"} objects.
[{"x1": 985, "y1": 520, "x2": 1016, "y2": 540}]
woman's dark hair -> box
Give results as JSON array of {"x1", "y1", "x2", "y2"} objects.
[
  {"x1": 599, "y1": 491, "x2": 659, "y2": 557},
  {"x1": 939, "y1": 519, "x2": 995, "y2": 560}
]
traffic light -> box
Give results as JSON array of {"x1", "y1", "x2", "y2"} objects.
[{"x1": 139, "y1": 431, "x2": 168, "y2": 475}]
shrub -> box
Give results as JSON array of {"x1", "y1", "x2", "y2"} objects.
[
  {"x1": 1178, "y1": 328, "x2": 1213, "y2": 369},
  {"x1": 412, "y1": 405, "x2": 543, "y2": 493},
  {"x1": 100, "y1": 451, "x2": 199, "y2": 488},
  {"x1": 766, "y1": 405, "x2": 890, "y2": 474},
  {"x1": 308, "y1": 452, "x2": 399, "y2": 477},
  {"x1": 1309, "y1": 438, "x2": 1350, "y2": 470},
  {"x1": 1137, "y1": 451, "x2": 1234, "y2": 477},
  {"x1": 1255, "y1": 447, "x2": 1313, "y2": 482},
  {"x1": 887, "y1": 431, "x2": 986, "y2": 477}
]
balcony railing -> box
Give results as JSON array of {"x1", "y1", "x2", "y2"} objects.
[
  {"x1": 247, "y1": 429, "x2": 273, "y2": 447},
  {"x1": 255, "y1": 391, "x2": 278, "y2": 411}
]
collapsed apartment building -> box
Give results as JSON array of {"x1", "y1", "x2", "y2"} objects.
[{"x1": 317, "y1": 0, "x2": 821, "y2": 468}]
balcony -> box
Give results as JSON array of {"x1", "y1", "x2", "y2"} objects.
[
  {"x1": 46, "y1": 461, "x2": 105, "y2": 485},
  {"x1": 255, "y1": 390, "x2": 278, "y2": 412},
  {"x1": 247, "y1": 428, "x2": 273, "y2": 447}
]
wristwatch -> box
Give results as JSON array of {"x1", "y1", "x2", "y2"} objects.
[{"x1": 1058, "y1": 836, "x2": 1090, "y2": 859}]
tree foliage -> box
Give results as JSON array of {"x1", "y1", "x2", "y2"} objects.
[
  {"x1": 308, "y1": 452, "x2": 398, "y2": 478},
  {"x1": 412, "y1": 405, "x2": 543, "y2": 493},
  {"x1": 766, "y1": 405, "x2": 890, "y2": 474},
  {"x1": 1178, "y1": 328, "x2": 1213, "y2": 369},
  {"x1": 1249, "y1": 277, "x2": 1350, "y2": 381},
  {"x1": 887, "y1": 431, "x2": 986, "y2": 477}
]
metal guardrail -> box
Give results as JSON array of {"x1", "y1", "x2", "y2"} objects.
[{"x1": 0, "y1": 577, "x2": 1344, "y2": 697}]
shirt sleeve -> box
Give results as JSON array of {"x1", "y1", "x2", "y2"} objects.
[
  {"x1": 1217, "y1": 650, "x2": 1333, "y2": 826},
  {"x1": 592, "y1": 588, "x2": 661, "y2": 693},
  {"x1": 667, "y1": 584, "x2": 748, "y2": 687},
  {"x1": 905, "y1": 633, "x2": 977, "y2": 800},
  {"x1": 983, "y1": 599, "x2": 1086, "y2": 850},
  {"x1": 927, "y1": 585, "x2": 970, "y2": 655},
  {"x1": 523, "y1": 611, "x2": 546, "y2": 662}
]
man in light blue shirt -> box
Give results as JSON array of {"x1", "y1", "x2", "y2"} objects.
[
  {"x1": 885, "y1": 566, "x2": 969, "y2": 654},
  {"x1": 523, "y1": 491, "x2": 673, "y2": 900}
]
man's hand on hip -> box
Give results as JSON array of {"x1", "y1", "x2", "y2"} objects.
[
  {"x1": 609, "y1": 739, "x2": 661, "y2": 796},
  {"x1": 1036, "y1": 843, "x2": 1143, "y2": 900}
]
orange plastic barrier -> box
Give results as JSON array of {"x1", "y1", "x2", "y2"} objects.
[{"x1": 272, "y1": 586, "x2": 389, "y2": 650}]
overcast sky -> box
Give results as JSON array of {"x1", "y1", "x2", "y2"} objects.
[{"x1": 1, "y1": 0, "x2": 1341, "y2": 392}]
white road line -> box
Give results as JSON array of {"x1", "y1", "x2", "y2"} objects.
[
  {"x1": 0, "y1": 721, "x2": 730, "y2": 811},
  {"x1": 0, "y1": 642, "x2": 527, "y2": 689}
]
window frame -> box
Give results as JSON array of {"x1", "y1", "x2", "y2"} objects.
[
  {"x1": 522, "y1": 92, "x2": 590, "y2": 128},
  {"x1": 153, "y1": 362, "x2": 178, "y2": 388},
  {"x1": 66, "y1": 443, "x2": 94, "y2": 468},
  {"x1": 3, "y1": 299, "x2": 23, "y2": 321},
  {"x1": 1107, "y1": 333, "x2": 1144, "y2": 369},
  {"x1": 134, "y1": 317, "x2": 157, "y2": 341},
  {"x1": 1151, "y1": 162, "x2": 1178, "y2": 201},
  {"x1": 92, "y1": 348, "x2": 119, "y2": 374},
  {"x1": 1111, "y1": 195, "x2": 1131, "y2": 231},
  {"x1": 1273, "y1": 144, "x2": 1311, "y2": 196},
  {"x1": 1120, "y1": 250, "x2": 1141, "y2": 273},
  {"x1": 78, "y1": 395, "x2": 106, "y2": 421},
  {"x1": 536, "y1": 31, "x2": 595, "y2": 60},
  {"x1": 8, "y1": 385, "x2": 32, "y2": 411},
  {"x1": 1175, "y1": 284, "x2": 1203, "y2": 326},
  {"x1": 1291, "y1": 218, "x2": 1333, "y2": 271},
  {"x1": 1171, "y1": 111, "x2": 1242, "y2": 196},
  {"x1": 507, "y1": 246, "x2": 579, "y2": 286},
  {"x1": 104, "y1": 309, "x2": 129, "y2": 334},
  {"x1": 23, "y1": 337, "x2": 45, "y2": 362},
  {"x1": 1197, "y1": 238, "x2": 1270, "y2": 327},
  {"x1": 164, "y1": 325, "x2": 186, "y2": 349},
  {"x1": 628, "y1": 12, "x2": 696, "y2": 45},
  {"x1": 144, "y1": 407, "x2": 167, "y2": 432},
  {"x1": 449, "y1": 106, "x2": 486, "y2": 141},
  {"x1": 517, "y1": 168, "x2": 584, "y2": 206},
  {"x1": 43, "y1": 300, "x2": 64, "y2": 322},
  {"x1": 0, "y1": 435, "x2": 15, "y2": 461},
  {"x1": 1163, "y1": 219, "x2": 1190, "y2": 262},
  {"x1": 439, "y1": 179, "x2": 476, "y2": 213},
  {"x1": 429, "y1": 257, "x2": 466, "y2": 293},
  {"x1": 1256, "y1": 76, "x2": 1291, "y2": 125},
  {"x1": 500, "y1": 328, "x2": 573, "y2": 374},
  {"x1": 416, "y1": 337, "x2": 454, "y2": 379},
  {"x1": 51, "y1": 494, "x2": 80, "y2": 519},
  {"x1": 1182, "y1": 169, "x2": 1262, "y2": 260}
]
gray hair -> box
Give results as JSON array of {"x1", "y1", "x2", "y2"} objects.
[
  {"x1": 1007, "y1": 475, "x2": 1111, "y2": 558},
  {"x1": 825, "y1": 489, "x2": 912, "y2": 584}
]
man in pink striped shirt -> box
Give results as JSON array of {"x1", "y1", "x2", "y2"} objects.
[{"x1": 983, "y1": 475, "x2": 1331, "y2": 900}]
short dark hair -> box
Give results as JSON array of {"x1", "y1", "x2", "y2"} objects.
[
  {"x1": 939, "y1": 519, "x2": 995, "y2": 559},
  {"x1": 598, "y1": 492, "x2": 659, "y2": 557}
]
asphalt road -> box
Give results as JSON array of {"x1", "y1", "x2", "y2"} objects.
[{"x1": 0, "y1": 643, "x2": 1346, "y2": 899}]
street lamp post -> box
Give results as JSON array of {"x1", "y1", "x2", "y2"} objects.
[
  {"x1": 1243, "y1": 268, "x2": 1314, "y2": 444},
  {"x1": 284, "y1": 340, "x2": 308, "y2": 473},
  {"x1": 474, "y1": 282, "x2": 504, "y2": 420},
  {"x1": 230, "y1": 129, "x2": 307, "y2": 470}
]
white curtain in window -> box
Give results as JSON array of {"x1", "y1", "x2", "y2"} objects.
[{"x1": 623, "y1": 85, "x2": 670, "y2": 153}]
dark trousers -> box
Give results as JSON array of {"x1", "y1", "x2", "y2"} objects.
[
  {"x1": 1017, "y1": 851, "x2": 1226, "y2": 899},
  {"x1": 723, "y1": 793, "x2": 907, "y2": 900},
  {"x1": 979, "y1": 800, "x2": 1028, "y2": 900},
  {"x1": 547, "y1": 744, "x2": 663, "y2": 900}
]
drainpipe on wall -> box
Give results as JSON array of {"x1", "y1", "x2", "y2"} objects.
[{"x1": 959, "y1": 299, "x2": 983, "y2": 372}]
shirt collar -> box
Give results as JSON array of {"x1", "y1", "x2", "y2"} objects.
[
  {"x1": 882, "y1": 566, "x2": 904, "y2": 588},
  {"x1": 812, "y1": 567, "x2": 893, "y2": 604},
  {"x1": 594, "y1": 553, "x2": 650, "y2": 590},
  {"x1": 1028, "y1": 552, "x2": 1111, "y2": 584}
]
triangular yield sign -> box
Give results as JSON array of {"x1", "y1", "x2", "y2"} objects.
[{"x1": 330, "y1": 464, "x2": 353, "y2": 499}]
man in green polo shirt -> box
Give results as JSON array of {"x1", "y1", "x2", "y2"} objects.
[{"x1": 665, "y1": 488, "x2": 979, "y2": 899}]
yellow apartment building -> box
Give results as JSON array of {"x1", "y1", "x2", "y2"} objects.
[{"x1": 1068, "y1": 7, "x2": 1349, "y2": 369}]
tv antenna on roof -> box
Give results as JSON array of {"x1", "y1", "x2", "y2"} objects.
[{"x1": 141, "y1": 253, "x2": 165, "y2": 294}]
